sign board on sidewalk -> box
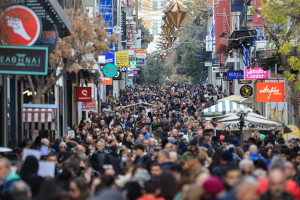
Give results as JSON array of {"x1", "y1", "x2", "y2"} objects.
[
  {"x1": 0, "y1": 45, "x2": 48, "y2": 75},
  {"x1": 116, "y1": 51, "x2": 129, "y2": 67}
]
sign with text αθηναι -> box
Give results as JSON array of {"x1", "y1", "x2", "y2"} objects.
[
  {"x1": 0, "y1": 45, "x2": 48, "y2": 75},
  {"x1": 115, "y1": 51, "x2": 129, "y2": 67}
]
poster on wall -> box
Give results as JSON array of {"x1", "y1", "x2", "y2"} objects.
[{"x1": 270, "y1": 102, "x2": 288, "y2": 125}]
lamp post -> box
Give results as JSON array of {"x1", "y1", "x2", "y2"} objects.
[{"x1": 237, "y1": 111, "x2": 247, "y2": 147}]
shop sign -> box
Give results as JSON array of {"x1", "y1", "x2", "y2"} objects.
[
  {"x1": 76, "y1": 87, "x2": 92, "y2": 102},
  {"x1": 0, "y1": 5, "x2": 41, "y2": 46},
  {"x1": 212, "y1": 67, "x2": 219, "y2": 72},
  {"x1": 113, "y1": 70, "x2": 122, "y2": 80},
  {"x1": 83, "y1": 101, "x2": 97, "y2": 111},
  {"x1": 240, "y1": 85, "x2": 253, "y2": 98},
  {"x1": 0, "y1": 45, "x2": 48, "y2": 75},
  {"x1": 101, "y1": 50, "x2": 115, "y2": 64},
  {"x1": 227, "y1": 70, "x2": 244, "y2": 79},
  {"x1": 127, "y1": 71, "x2": 138, "y2": 75},
  {"x1": 35, "y1": 19, "x2": 58, "y2": 53},
  {"x1": 244, "y1": 67, "x2": 268, "y2": 80},
  {"x1": 238, "y1": 79, "x2": 252, "y2": 84},
  {"x1": 225, "y1": 121, "x2": 280, "y2": 131},
  {"x1": 115, "y1": 51, "x2": 129, "y2": 67},
  {"x1": 100, "y1": 77, "x2": 113, "y2": 85},
  {"x1": 103, "y1": 63, "x2": 117, "y2": 77},
  {"x1": 256, "y1": 82, "x2": 285, "y2": 102}
]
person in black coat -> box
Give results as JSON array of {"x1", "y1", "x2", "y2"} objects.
[
  {"x1": 107, "y1": 145, "x2": 121, "y2": 175},
  {"x1": 19, "y1": 156, "x2": 44, "y2": 198}
]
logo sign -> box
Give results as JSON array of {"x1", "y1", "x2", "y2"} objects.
[
  {"x1": 113, "y1": 26, "x2": 121, "y2": 34},
  {"x1": 212, "y1": 67, "x2": 219, "y2": 72},
  {"x1": 240, "y1": 85, "x2": 253, "y2": 98},
  {"x1": 136, "y1": 58, "x2": 145, "y2": 65},
  {"x1": 216, "y1": 72, "x2": 227, "y2": 79},
  {"x1": 257, "y1": 82, "x2": 285, "y2": 102},
  {"x1": 227, "y1": 70, "x2": 244, "y2": 79},
  {"x1": 130, "y1": 61, "x2": 136, "y2": 66},
  {"x1": 100, "y1": 77, "x2": 113, "y2": 85},
  {"x1": 76, "y1": 87, "x2": 92, "y2": 102},
  {"x1": 103, "y1": 63, "x2": 117, "y2": 77},
  {"x1": 113, "y1": 70, "x2": 122, "y2": 80},
  {"x1": 0, "y1": 5, "x2": 41, "y2": 46},
  {"x1": 0, "y1": 45, "x2": 48, "y2": 75},
  {"x1": 120, "y1": 67, "x2": 127, "y2": 72},
  {"x1": 244, "y1": 67, "x2": 268, "y2": 80},
  {"x1": 116, "y1": 51, "x2": 129, "y2": 67},
  {"x1": 35, "y1": 19, "x2": 58, "y2": 53},
  {"x1": 83, "y1": 101, "x2": 97, "y2": 111}
]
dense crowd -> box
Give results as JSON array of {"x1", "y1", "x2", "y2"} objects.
[{"x1": 0, "y1": 83, "x2": 300, "y2": 200}]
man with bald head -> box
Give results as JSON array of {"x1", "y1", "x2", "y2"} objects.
[{"x1": 260, "y1": 169, "x2": 294, "y2": 200}]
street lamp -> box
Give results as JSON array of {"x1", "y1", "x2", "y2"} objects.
[{"x1": 237, "y1": 111, "x2": 248, "y2": 147}]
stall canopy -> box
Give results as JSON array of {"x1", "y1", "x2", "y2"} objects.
[
  {"x1": 217, "y1": 95, "x2": 243, "y2": 103},
  {"x1": 214, "y1": 108, "x2": 282, "y2": 131},
  {"x1": 23, "y1": 104, "x2": 57, "y2": 130},
  {"x1": 200, "y1": 100, "x2": 252, "y2": 117}
]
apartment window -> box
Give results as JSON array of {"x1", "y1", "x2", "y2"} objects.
[
  {"x1": 138, "y1": 1, "x2": 142, "y2": 11},
  {"x1": 152, "y1": 1, "x2": 158, "y2": 10},
  {"x1": 152, "y1": 21, "x2": 158, "y2": 35}
]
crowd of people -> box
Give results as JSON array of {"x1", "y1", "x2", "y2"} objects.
[{"x1": 0, "y1": 83, "x2": 300, "y2": 200}]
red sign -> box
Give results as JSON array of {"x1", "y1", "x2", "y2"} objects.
[
  {"x1": 252, "y1": 0, "x2": 263, "y2": 26},
  {"x1": 0, "y1": 5, "x2": 41, "y2": 46},
  {"x1": 83, "y1": 101, "x2": 97, "y2": 111},
  {"x1": 215, "y1": 1, "x2": 230, "y2": 54},
  {"x1": 76, "y1": 87, "x2": 92, "y2": 102},
  {"x1": 256, "y1": 82, "x2": 285, "y2": 102}
]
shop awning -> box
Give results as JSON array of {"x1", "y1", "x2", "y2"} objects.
[
  {"x1": 23, "y1": 108, "x2": 55, "y2": 122},
  {"x1": 200, "y1": 100, "x2": 252, "y2": 117}
]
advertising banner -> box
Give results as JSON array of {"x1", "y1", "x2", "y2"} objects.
[
  {"x1": 116, "y1": 51, "x2": 129, "y2": 67},
  {"x1": 76, "y1": 87, "x2": 92, "y2": 102},
  {"x1": 244, "y1": 67, "x2": 268, "y2": 80},
  {"x1": 0, "y1": 45, "x2": 48, "y2": 75},
  {"x1": 252, "y1": 0, "x2": 264, "y2": 26},
  {"x1": 101, "y1": 50, "x2": 115, "y2": 64},
  {"x1": 270, "y1": 102, "x2": 288, "y2": 124},
  {"x1": 215, "y1": 1, "x2": 230, "y2": 54},
  {"x1": 227, "y1": 70, "x2": 244, "y2": 79},
  {"x1": 256, "y1": 82, "x2": 285, "y2": 102},
  {"x1": 100, "y1": 77, "x2": 113, "y2": 85}
]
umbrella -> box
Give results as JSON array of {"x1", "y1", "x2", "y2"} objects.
[{"x1": 214, "y1": 108, "x2": 282, "y2": 131}]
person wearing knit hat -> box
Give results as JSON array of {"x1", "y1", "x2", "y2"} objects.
[
  {"x1": 212, "y1": 151, "x2": 233, "y2": 179},
  {"x1": 203, "y1": 176, "x2": 224, "y2": 200}
]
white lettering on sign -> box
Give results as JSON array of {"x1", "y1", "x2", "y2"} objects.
[{"x1": 259, "y1": 85, "x2": 282, "y2": 100}]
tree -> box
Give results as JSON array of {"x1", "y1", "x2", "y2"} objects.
[
  {"x1": 255, "y1": 0, "x2": 300, "y2": 126},
  {"x1": 26, "y1": 10, "x2": 116, "y2": 103},
  {"x1": 140, "y1": 55, "x2": 171, "y2": 85}
]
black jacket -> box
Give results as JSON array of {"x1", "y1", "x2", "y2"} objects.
[{"x1": 90, "y1": 151, "x2": 109, "y2": 172}]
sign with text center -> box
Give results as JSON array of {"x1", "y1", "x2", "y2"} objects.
[{"x1": 0, "y1": 45, "x2": 48, "y2": 75}]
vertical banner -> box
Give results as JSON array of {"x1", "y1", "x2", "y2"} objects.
[
  {"x1": 215, "y1": 1, "x2": 230, "y2": 54},
  {"x1": 99, "y1": 0, "x2": 114, "y2": 49},
  {"x1": 270, "y1": 102, "x2": 288, "y2": 125},
  {"x1": 252, "y1": 0, "x2": 264, "y2": 26}
]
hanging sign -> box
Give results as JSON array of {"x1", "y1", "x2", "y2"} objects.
[
  {"x1": 240, "y1": 85, "x2": 253, "y2": 98},
  {"x1": 0, "y1": 5, "x2": 41, "y2": 46},
  {"x1": 256, "y1": 82, "x2": 285, "y2": 102},
  {"x1": 103, "y1": 63, "x2": 117, "y2": 77},
  {"x1": 76, "y1": 87, "x2": 92, "y2": 102},
  {"x1": 244, "y1": 67, "x2": 268, "y2": 80},
  {"x1": 34, "y1": 19, "x2": 58, "y2": 53},
  {"x1": 115, "y1": 51, "x2": 129, "y2": 67}
]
